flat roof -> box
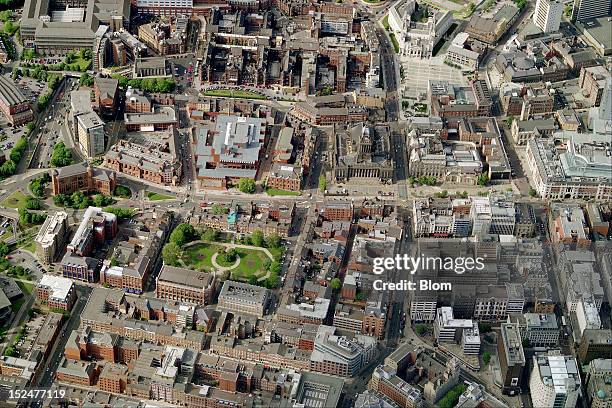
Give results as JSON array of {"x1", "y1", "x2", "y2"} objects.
[
  {"x1": 38, "y1": 275, "x2": 73, "y2": 301},
  {"x1": 158, "y1": 265, "x2": 214, "y2": 289}
]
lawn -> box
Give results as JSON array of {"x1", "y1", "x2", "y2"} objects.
[
  {"x1": 183, "y1": 243, "x2": 224, "y2": 272},
  {"x1": 1, "y1": 191, "x2": 28, "y2": 209},
  {"x1": 229, "y1": 248, "x2": 269, "y2": 281},
  {"x1": 382, "y1": 15, "x2": 390, "y2": 31},
  {"x1": 146, "y1": 191, "x2": 174, "y2": 201},
  {"x1": 266, "y1": 188, "x2": 299, "y2": 197},
  {"x1": 389, "y1": 33, "x2": 400, "y2": 53},
  {"x1": 183, "y1": 243, "x2": 271, "y2": 281},
  {"x1": 17, "y1": 281, "x2": 33, "y2": 296},
  {"x1": 202, "y1": 89, "x2": 266, "y2": 100},
  {"x1": 71, "y1": 56, "x2": 92, "y2": 71}
]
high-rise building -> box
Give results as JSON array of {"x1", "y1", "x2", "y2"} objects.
[
  {"x1": 533, "y1": 0, "x2": 564, "y2": 33},
  {"x1": 572, "y1": 0, "x2": 612, "y2": 21},
  {"x1": 529, "y1": 351, "x2": 582, "y2": 408},
  {"x1": 497, "y1": 322, "x2": 526, "y2": 395}
]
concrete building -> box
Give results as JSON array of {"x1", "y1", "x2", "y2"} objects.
[
  {"x1": 434, "y1": 307, "x2": 480, "y2": 355},
  {"x1": 388, "y1": 0, "x2": 453, "y2": 58},
  {"x1": 20, "y1": 0, "x2": 130, "y2": 55},
  {"x1": 445, "y1": 32, "x2": 486, "y2": 70},
  {"x1": 76, "y1": 111, "x2": 105, "y2": 158},
  {"x1": 332, "y1": 124, "x2": 394, "y2": 183},
  {"x1": 527, "y1": 133, "x2": 612, "y2": 200},
  {"x1": 156, "y1": 265, "x2": 216, "y2": 305},
  {"x1": 497, "y1": 322, "x2": 525, "y2": 395},
  {"x1": 67, "y1": 206, "x2": 118, "y2": 258},
  {"x1": 35, "y1": 275, "x2": 77, "y2": 311},
  {"x1": 0, "y1": 76, "x2": 35, "y2": 126},
  {"x1": 428, "y1": 80, "x2": 493, "y2": 118},
  {"x1": 218, "y1": 281, "x2": 270, "y2": 318},
  {"x1": 578, "y1": 65, "x2": 610, "y2": 107},
  {"x1": 194, "y1": 116, "x2": 267, "y2": 189},
  {"x1": 533, "y1": 0, "x2": 563, "y2": 33},
  {"x1": 517, "y1": 313, "x2": 560, "y2": 347},
  {"x1": 572, "y1": 0, "x2": 612, "y2": 21},
  {"x1": 465, "y1": 3, "x2": 520, "y2": 44},
  {"x1": 511, "y1": 118, "x2": 557, "y2": 145},
  {"x1": 124, "y1": 106, "x2": 177, "y2": 131},
  {"x1": 408, "y1": 133, "x2": 483, "y2": 185},
  {"x1": 529, "y1": 351, "x2": 582, "y2": 408},
  {"x1": 369, "y1": 365, "x2": 424, "y2": 408},
  {"x1": 575, "y1": 297, "x2": 602, "y2": 340},
  {"x1": 51, "y1": 162, "x2": 116, "y2": 196},
  {"x1": 310, "y1": 325, "x2": 375, "y2": 377},
  {"x1": 585, "y1": 359, "x2": 612, "y2": 408},
  {"x1": 558, "y1": 250, "x2": 605, "y2": 313},
  {"x1": 35, "y1": 211, "x2": 68, "y2": 264}
]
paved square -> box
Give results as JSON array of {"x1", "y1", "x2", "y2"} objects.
[{"x1": 400, "y1": 55, "x2": 466, "y2": 100}]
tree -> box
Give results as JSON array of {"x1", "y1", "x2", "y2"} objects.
[
  {"x1": 162, "y1": 242, "x2": 182, "y2": 266},
  {"x1": 478, "y1": 322, "x2": 492, "y2": 333},
  {"x1": 269, "y1": 260, "x2": 282, "y2": 274},
  {"x1": 435, "y1": 190, "x2": 448, "y2": 198},
  {"x1": 265, "y1": 273, "x2": 280, "y2": 289},
  {"x1": 93, "y1": 194, "x2": 113, "y2": 207},
  {"x1": 170, "y1": 223, "x2": 198, "y2": 247},
  {"x1": 529, "y1": 188, "x2": 538, "y2": 198},
  {"x1": 266, "y1": 234, "x2": 281, "y2": 249},
  {"x1": 50, "y1": 142, "x2": 73, "y2": 167},
  {"x1": 415, "y1": 324, "x2": 428, "y2": 336},
  {"x1": 201, "y1": 228, "x2": 218, "y2": 242},
  {"x1": 438, "y1": 384, "x2": 468, "y2": 408},
  {"x1": 25, "y1": 196, "x2": 41, "y2": 210},
  {"x1": 222, "y1": 248, "x2": 238, "y2": 263},
  {"x1": 53, "y1": 194, "x2": 70, "y2": 207},
  {"x1": 0, "y1": 10, "x2": 12, "y2": 22},
  {"x1": 330, "y1": 278, "x2": 342, "y2": 291},
  {"x1": 251, "y1": 230, "x2": 264, "y2": 247},
  {"x1": 318, "y1": 175, "x2": 327, "y2": 192},
  {"x1": 238, "y1": 178, "x2": 256, "y2": 194},
  {"x1": 0, "y1": 242, "x2": 10, "y2": 257},
  {"x1": 113, "y1": 185, "x2": 131, "y2": 198},
  {"x1": 504, "y1": 115, "x2": 515, "y2": 127},
  {"x1": 483, "y1": 351, "x2": 491, "y2": 365},
  {"x1": 514, "y1": 0, "x2": 526, "y2": 9},
  {"x1": 104, "y1": 207, "x2": 136, "y2": 221},
  {"x1": 79, "y1": 73, "x2": 94, "y2": 87},
  {"x1": 477, "y1": 173, "x2": 489, "y2": 186},
  {"x1": 211, "y1": 204, "x2": 228, "y2": 215}
]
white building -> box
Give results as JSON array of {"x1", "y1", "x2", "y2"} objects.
[
  {"x1": 575, "y1": 297, "x2": 602, "y2": 338},
  {"x1": 435, "y1": 307, "x2": 480, "y2": 355},
  {"x1": 76, "y1": 111, "x2": 105, "y2": 157},
  {"x1": 533, "y1": 0, "x2": 563, "y2": 33},
  {"x1": 35, "y1": 211, "x2": 68, "y2": 264},
  {"x1": 489, "y1": 197, "x2": 516, "y2": 235},
  {"x1": 526, "y1": 133, "x2": 612, "y2": 201},
  {"x1": 446, "y1": 32, "x2": 481, "y2": 70},
  {"x1": 388, "y1": 0, "x2": 453, "y2": 58},
  {"x1": 529, "y1": 352, "x2": 581, "y2": 408}
]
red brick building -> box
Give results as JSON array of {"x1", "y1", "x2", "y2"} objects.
[{"x1": 51, "y1": 162, "x2": 117, "y2": 196}]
